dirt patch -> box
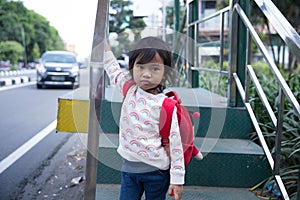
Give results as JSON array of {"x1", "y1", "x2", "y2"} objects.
[{"x1": 18, "y1": 134, "x2": 87, "y2": 200}]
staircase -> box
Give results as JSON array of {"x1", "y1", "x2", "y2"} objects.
[{"x1": 96, "y1": 87, "x2": 270, "y2": 188}]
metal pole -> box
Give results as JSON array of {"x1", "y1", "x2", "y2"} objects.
[
  {"x1": 297, "y1": 163, "x2": 300, "y2": 200},
  {"x1": 274, "y1": 89, "x2": 284, "y2": 175},
  {"x1": 84, "y1": 0, "x2": 109, "y2": 199},
  {"x1": 228, "y1": 0, "x2": 238, "y2": 106},
  {"x1": 228, "y1": 0, "x2": 248, "y2": 107},
  {"x1": 173, "y1": 0, "x2": 180, "y2": 73},
  {"x1": 236, "y1": 0, "x2": 248, "y2": 107},
  {"x1": 161, "y1": 0, "x2": 166, "y2": 41},
  {"x1": 219, "y1": 12, "x2": 224, "y2": 71},
  {"x1": 174, "y1": 0, "x2": 180, "y2": 33}
]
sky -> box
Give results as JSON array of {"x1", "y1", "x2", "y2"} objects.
[
  {"x1": 20, "y1": 0, "x2": 164, "y2": 59},
  {"x1": 21, "y1": 0, "x2": 98, "y2": 59}
]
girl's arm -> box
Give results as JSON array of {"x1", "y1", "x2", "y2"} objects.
[
  {"x1": 104, "y1": 44, "x2": 130, "y2": 93},
  {"x1": 168, "y1": 106, "x2": 185, "y2": 199}
]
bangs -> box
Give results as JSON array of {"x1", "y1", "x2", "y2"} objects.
[
  {"x1": 133, "y1": 49, "x2": 158, "y2": 65},
  {"x1": 127, "y1": 36, "x2": 176, "y2": 87}
]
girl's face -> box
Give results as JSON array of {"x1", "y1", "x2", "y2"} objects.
[{"x1": 133, "y1": 53, "x2": 165, "y2": 94}]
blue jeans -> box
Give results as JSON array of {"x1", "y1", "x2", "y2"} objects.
[{"x1": 120, "y1": 169, "x2": 170, "y2": 200}]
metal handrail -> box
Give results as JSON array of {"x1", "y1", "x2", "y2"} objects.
[
  {"x1": 190, "y1": 67, "x2": 228, "y2": 75},
  {"x1": 254, "y1": 0, "x2": 300, "y2": 61},
  {"x1": 230, "y1": 1, "x2": 300, "y2": 199},
  {"x1": 179, "y1": 0, "x2": 300, "y2": 199},
  {"x1": 234, "y1": 71, "x2": 289, "y2": 200},
  {"x1": 234, "y1": 3, "x2": 300, "y2": 120},
  {"x1": 182, "y1": 5, "x2": 230, "y2": 80},
  {"x1": 187, "y1": 6, "x2": 230, "y2": 28}
]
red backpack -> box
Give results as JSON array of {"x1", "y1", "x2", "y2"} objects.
[
  {"x1": 122, "y1": 80, "x2": 202, "y2": 165},
  {"x1": 160, "y1": 91, "x2": 202, "y2": 165}
]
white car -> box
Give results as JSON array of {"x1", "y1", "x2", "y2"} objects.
[{"x1": 36, "y1": 51, "x2": 80, "y2": 89}]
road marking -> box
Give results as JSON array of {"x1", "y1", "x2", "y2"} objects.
[
  {"x1": 0, "y1": 81, "x2": 36, "y2": 92},
  {"x1": 0, "y1": 120, "x2": 57, "y2": 174}
]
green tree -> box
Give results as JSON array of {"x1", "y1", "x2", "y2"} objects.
[
  {"x1": 272, "y1": 0, "x2": 300, "y2": 71},
  {"x1": 31, "y1": 43, "x2": 40, "y2": 61},
  {"x1": 216, "y1": 0, "x2": 229, "y2": 9},
  {"x1": 250, "y1": 0, "x2": 300, "y2": 72},
  {"x1": 0, "y1": 0, "x2": 64, "y2": 62},
  {"x1": 0, "y1": 41, "x2": 23, "y2": 66},
  {"x1": 109, "y1": 0, "x2": 146, "y2": 55}
]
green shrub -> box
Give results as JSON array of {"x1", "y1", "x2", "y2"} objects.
[
  {"x1": 188, "y1": 59, "x2": 300, "y2": 198},
  {"x1": 0, "y1": 41, "x2": 24, "y2": 66},
  {"x1": 198, "y1": 60, "x2": 228, "y2": 97},
  {"x1": 249, "y1": 71, "x2": 300, "y2": 199},
  {"x1": 251, "y1": 61, "x2": 273, "y2": 75}
]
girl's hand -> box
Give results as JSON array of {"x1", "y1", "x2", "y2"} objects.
[{"x1": 168, "y1": 184, "x2": 183, "y2": 200}]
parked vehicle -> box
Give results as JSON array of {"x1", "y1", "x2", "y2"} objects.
[
  {"x1": 36, "y1": 51, "x2": 80, "y2": 89},
  {"x1": 0, "y1": 60, "x2": 12, "y2": 70}
]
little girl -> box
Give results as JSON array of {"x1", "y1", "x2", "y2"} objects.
[{"x1": 104, "y1": 37, "x2": 184, "y2": 200}]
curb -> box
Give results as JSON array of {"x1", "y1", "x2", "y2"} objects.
[
  {"x1": 0, "y1": 76, "x2": 31, "y2": 87},
  {"x1": 0, "y1": 69, "x2": 34, "y2": 87}
]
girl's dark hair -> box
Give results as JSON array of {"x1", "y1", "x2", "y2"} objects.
[{"x1": 128, "y1": 37, "x2": 176, "y2": 91}]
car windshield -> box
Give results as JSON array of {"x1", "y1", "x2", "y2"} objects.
[{"x1": 42, "y1": 54, "x2": 76, "y2": 63}]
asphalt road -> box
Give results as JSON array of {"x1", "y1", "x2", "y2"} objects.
[{"x1": 0, "y1": 68, "x2": 89, "y2": 200}]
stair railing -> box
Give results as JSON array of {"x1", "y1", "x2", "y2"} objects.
[
  {"x1": 176, "y1": 0, "x2": 300, "y2": 199},
  {"x1": 175, "y1": 3, "x2": 230, "y2": 88},
  {"x1": 187, "y1": 6, "x2": 230, "y2": 76},
  {"x1": 229, "y1": 0, "x2": 300, "y2": 199}
]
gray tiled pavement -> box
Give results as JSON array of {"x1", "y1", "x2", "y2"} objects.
[{"x1": 96, "y1": 184, "x2": 260, "y2": 200}]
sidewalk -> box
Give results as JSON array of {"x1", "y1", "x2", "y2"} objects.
[
  {"x1": 17, "y1": 133, "x2": 87, "y2": 200},
  {"x1": 96, "y1": 184, "x2": 260, "y2": 200},
  {"x1": 16, "y1": 131, "x2": 261, "y2": 200}
]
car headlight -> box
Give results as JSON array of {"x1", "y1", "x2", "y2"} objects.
[
  {"x1": 36, "y1": 64, "x2": 46, "y2": 74},
  {"x1": 70, "y1": 65, "x2": 79, "y2": 75}
]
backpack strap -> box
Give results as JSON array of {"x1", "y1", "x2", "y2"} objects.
[
  {"x1": 160, "y1": 92, "x2": 177, "y2": 147},
  {"x1": 160, "y1": 97, "x2": 176, "y2": 159},
  {"x1": 122, "y1": 80, "x2": 136, "y2": 97},
  {"x1": 165, "y1": 91, "x2": 181, "y2": 103}
]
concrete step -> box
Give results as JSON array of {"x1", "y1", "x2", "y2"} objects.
[
  {"x1": 96, "y1": 134, "x2": 270, "y2": 188},
  {"x1": 100, "y1": 100, "x2": 252, "y2": 139},
  {"x1": 100, "y1": 86, "x2": 252, "y2": 139}
]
